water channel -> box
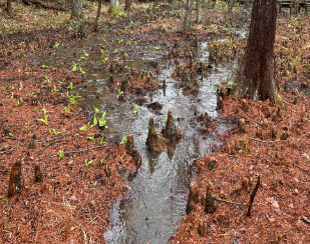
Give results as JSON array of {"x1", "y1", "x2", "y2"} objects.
[{"x1": 39, "y1": 34, "x2": 239, "y2": 244}]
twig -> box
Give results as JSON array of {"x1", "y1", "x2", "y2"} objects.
[
  {"x1": 215, "y1": 198, "x2": 248, "y2": 206},
  {"x1": 250, "y1": 138, "x2": 287, "y2": 143},
  {"x1": 246, "y1": 175, "x2": 261, "y2": 217},
  {"x1": 79, "y1": 224, "x2": 88, "y2": 244},
  {"x1": 302, "y1": 216, "x2": 310, "y2": 225},
  {"x1": 265, "y1": 212, "x2": 271, "y2": 222},
  {"x1": 64, "y1": 145, "x2": 106, "y2": 155},
  {"x1": 230, "y1": 236, "x2": 239, "y2": 244}
]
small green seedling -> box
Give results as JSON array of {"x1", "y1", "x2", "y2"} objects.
[
  {"x1": 100, "y1": 137, "x2": 106, "y2": 144},
  {"x1": 25, "y1": 126, "x2": 28, "y2": 132},
  {"x1": 93, "y1": 117, "x2": 97, "y2": 126},
  {"x1": 4, "y1": 85, "x2": 7, "y2": 90},
  {"x1": 94, "y1": 107, "x2": 99, "y2": 116},
  {"x1": 165, "y1": 116, "x2": 168, "y2": 123},
  {"x1": 126, "y1": 41, "x2": 131, "y2": 45},
  {"x1": 79, "y1": 56, "x2": 86, "y2": 61},
  {"x1": 72, "y1": 61, "x2": 77, "y2": 72},
  {"x1": 44, "y1": 74, "x2": 52, "y2": 83},
  {"x1": 85, "y1": 159, "x2": 94, "y2": 169},
  {"x1": 102, "y1": 57, "x2": 109, "y2": 64},
  {"x1": 113, "y1": 49, "x2": 119, "y2": 54},
  {"x1": 156, "y1": 45, "x2": 162, "y2": 50},
  {"x1": 87, "y1": 134, "x2": 95, "y2": 141},
  {"x1": 41, "y1": 64, "x2": 49, "y2": 69},
  {"x1": 16, "y1": 101, "x2": 19, "y2": 105},
  {"x1": 79, "y1": 66, "x2": 85, "y2": 74},
  {"x1": 9, "y1": 132, "x2": 13, "y2": 137},
  {"x1": 68, "y1": 82, "x2": 75, "y2": 90},
  {"x1": 117, "y1": 89, "x2": 124, "y2": 99},
  {"x1": 64, "y1": 106, "x2": 71, "y2": 113},
  {"x1": 79, "y1": 121, "x2": 91, "y2": 132},
  {"x1": 99, "y1": 112, "x2": 107, "y2": 128},
  {"x1": 50, "y1": 129, "x2": 65, "y2": 135},
  {"x1": 118, "y1": 39, "x2": 124, "y2": 44},
  {"x1": 37, "y1": 115, "x2": 49, "y2": 125},
  {"x1": 100, "y1": 159, "x2": 104, "y2": 167},
  {"x1": 120, "y1": 135, "x2": 127, "y2": 144},
  {"x1": 20, "y1": 97, "x2": 23, "y2": 102},
  {"x1": 54, "y1": 43, "x2": 60, "y2": 48},
  {"x1": 52, "y1": 85, "x2": 59, "y2": 92},
  {"x1": 19, "y1": 82, "x2": 23, "y2": 90},
  {"x1": 42, "y1": 107, "x2": 51, "y2": 115},
  {"x1": 134, "y1": 104, "x2": 138, "y2": 115},
  {"x1": 10, "y1": 92, "x2": 14, "y2": 99},
  {"x1": 83, "y1": 50, "x2": 89, "y2": 57},
  {"x1": 59, "y1": 78, "x2": 65, "y2": 84},
  {"x1": 69, "y1": 96, "x2": 77, "y2": 105},
  {"x1": 59, "y1": 150, "x2": 64, "y2": 159}
]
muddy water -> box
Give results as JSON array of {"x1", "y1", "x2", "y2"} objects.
[{"x1": 39, "y1": 35, "x2": 238, "y2": 244}]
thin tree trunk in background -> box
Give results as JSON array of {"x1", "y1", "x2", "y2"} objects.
[
  {"x1": 212, "y1": 0, "x2": 216, "y2": 8},
  {"x1": 71, "y1": 0, "x2": 83, "y2": 18},
  {"x1": 228, "y1": 0, "x2": 234, "y2": 12},
  {"x1": 184, "y1": 0, "x2": 192, "y2": 31},
  {"x1": 125, "y1": 0, "x2": 131, "y2": 11},
  {"x1": 109, "y1": 0, "x2": 119, "y2": 14},
  {"x1": 234, "y1": 0, "x2": 277, "y2": 101},
  {"x1": 93, "y1": 0, "x2": 102, "y2": 32},
  {"x1": 196, "y1": 0, "x2": 202, "y2": 23},
  {"x1": 6, "y1": 0, "x2": 11, "y2": 13}
]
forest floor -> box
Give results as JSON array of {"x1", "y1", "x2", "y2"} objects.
[{"x1": 0, "y1": 0, "x2": 310, "y2": 243}]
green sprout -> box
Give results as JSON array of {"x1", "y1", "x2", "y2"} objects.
[
  {"x1": 25, "y1": 126, "x2": 28, "y2": 132},
  {"x1": 99, "y1": 112, "x2": 107, "y2": 128},
  {"x1": 126, "y1": 41, "x2": 131, "y2": 45},
  {"x1": 68, "y1": 82, "x2": 75, "y2": 90},
  {"x1": 9, "y1": 132, "x2": 13, "y2": 137},
  {"x1": 79, "y1": 66, "x2": 85, "y2": 74},
  {"x1": 41, "y1": 64, "x2": 49, "y2": 69},
  {"x1": 87, "y1": 134, "x2": 95, "y2": 141},
  {"x1": 124, "y1": 53, "x2": 128, "y2": 57},
  {"x1": 165, "y1": 116, "x2": 168, "y2": 123},
  {"x1": 113, "y1": 49, "x2": 119, "y2": 54},
  {"x1": 4, "y1": 85, "x2": 7, "y2": 90},
  {"x1": 42, "y1": 107, "x2": 51, "y2": 115},
  {"x1": 85, "y1": 159, "x2": 94, "y2": 169},
  {"x1": 37, "y1": 116, "x2": 49, "y2": 125},
  {"x1": 52, "y1": 85, "x2": 59, "y2": 92},
  {"x1": 156, "y1": 45, "x2": 162, "y2": 50},
  {"x1": 69, "y1": 96, "x2": 77, "y2": 105},
  {"x1": 54, "y1": 43, "x2": 60, "y2": 48},
  {"x1": 100, "y1": 137, "x2": 106, "y2": 144},
  {"x1": 94, "y1": 107, "x2": 99, "y2": 116},
  {"x1": 120, "y1": 135, "x2": 127, "y2": 144},
  {"x1": 100, "y1": 159, "x2": 104, "y2": 167},
  {"x1": 16, "y1": 101, "x2": 19, "y2": 105},
  {"x1": 83, "y1": 50, "x2": 89, "y2": 57},
  {"x1": 115, "y1": 57, "x2": 120, "y2": 62},
  {"x1": 134, "y1": 41, "x2": 138, "y2": 45},
  {"x1": 50, "y1": 129, "x2": 65, "y2": 135},
  {"x1": 79, "y1": 121, "x2": 91, "y2": 132},
  {"x1": 44, "y1": 74, "x2": 52, "y2": 83},
  {"x1": 59, "y1": 78, "x2": 65, "y2": 84},
  {"x1": 10, "y1": 92, "x2": 14, "y2": 99},
  {"x1": 64, "y1": 106, "x2": 71, "y2": 113},
  {"x1": 79, "y1": 56, "x2": 86, "y2": 61},
  {"x1": 118, "y1": 39, "x2": 124, "y2": 44},
  {"x1": 134, "y1": 104, "x2": 138, "y2": 115},
  {"x1": 102, "y1": 57, "x2": 109, "y2": 64},
  {"x1": 59, "y1": 150, "x2": 64, "y2": 159},
  {"x1": 20, "y1": 97, "x2": 23, "y2": 102},
  {"x1": 72, "y1": 61, "x2": 78, "y2": 72},
  {"x1": 93, "y1": 117, "x2": 97, "y2": 126},
  {"x1": 19, "y1": 82, "x2": 23, "y2": 90}
]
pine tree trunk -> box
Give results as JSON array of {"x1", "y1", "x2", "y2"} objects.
[
  {"x1": 125, "y1": 0, "x2": 131, "y2": 11},
  {"x1": 196, "y1": 0, "x2": 202, "y2": 23},
  {"x1": 109, "y1": 0, "x2": 119, "y2": 14},
  {"x1": 234, "y1": 0, "x2": 277, "y2": 101},
  {"x1": 71, "y1": 0, "x2": 83, "y2": 18},
  {"x1": 6, "y1": 0, "x2": 11, "y2": 13},
  {"x1": 184, "y1": 0, "x2": 192, "y2": 31},
  {"x1": 93, "y1": 0, "x2": 102, "y2": 32}
]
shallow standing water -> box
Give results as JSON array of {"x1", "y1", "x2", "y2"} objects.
[{"x1": 39, "y1": 35, "x2": 238, "y2": 244}]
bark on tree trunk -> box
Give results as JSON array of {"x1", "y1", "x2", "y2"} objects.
[
  {"x1": 109, "y1": 0, "x2": 119, "y2": 14},
  {"x1": 6, "y1": 0, "x2": 11, "y2": 13},
  {"x1": 234, "y1": 0, "x2": 277, "y2": 101},
  {"x1": 71, "y1": 0, "x2": 83, "y2": 18},
  {"x1": 196, "y1": 0, "x2": 202, "y2": 23},
  {"x1": 184, "y1": 0, "x2": 192, "y2": 31},
  {"x1": 125, "y1": 0, "x2": 131, "y2": 11},
  {"x1": 93, "y1": 0, "x2": 102, "y2": 32}
]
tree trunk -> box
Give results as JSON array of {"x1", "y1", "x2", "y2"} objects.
[
  {"x1": 6, "y1": 0, "x2": 11, "y2": 13},
  {"x1": 93, "y1": 0, "x2": 102, "y2": 32},
  {"x1": 109, "y1": 0, "x2": 119, "y2": 14},
  {"x1": 196, "y1": 0, "x2": 202, "y2": 23},
  {"x1": 234, "y1": 0, "x2": 277, "y2": 101},
  {"x1": 228, "y1": 0, "x2": 234, "y2": 12},
  {"x1": 71, "y1": 0, "x2": 83, "y2": 18},
  {"x1": 125, "y1": 0, "x2": 131, "y2": 11},
  {"x1": 184, "y1": 0, "x2": 192, "y2": 31}
]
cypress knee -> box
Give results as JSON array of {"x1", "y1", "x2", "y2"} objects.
[
  {"x1": 205, "y1": 181, "x2": 217, "y2": 213},
  {"x1": 165, "y1": 110, "x2": 179, "y2": 142},
  {"x1": 186, "y1": 181, "x2": 199, "y2": 214},
  {"x1": 34, "y1": 163, "x2": 43, "y2": 183},
  {"x1": 8, "y1": 161, "x2": 22, "y2": 198}
]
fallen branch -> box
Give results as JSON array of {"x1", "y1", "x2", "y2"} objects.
[
  {"x1": 302, "y1": 216, "x2": 310, "y2": 225},
  {"x1": 246, "y1": 175, "x2": 261, "y2": 217},
  {"x1": 250, "y1": 138, "x2": 287, "y2": 143},
  {"x1": 22, "y1": 0, "x2": 67, "y2": 11},
  {"x1": 215, "y1": 198, "x2": 248, "y2": 206},
  {"x1": 265, "y1": 212, "x2": 271, "y2": 222},
  {"x1": 64, "y1": 145, "x2": 106, "y2": 155}
]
